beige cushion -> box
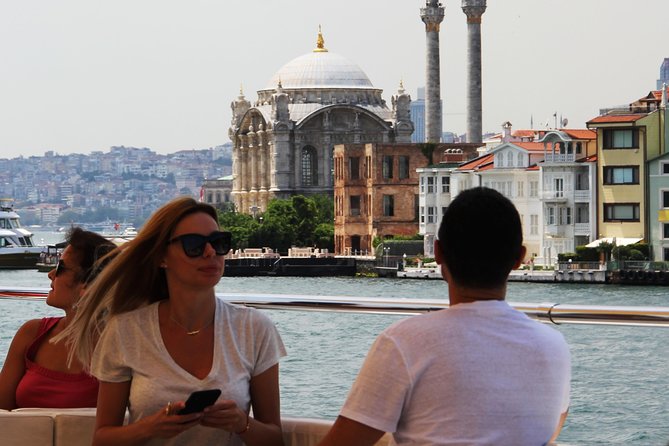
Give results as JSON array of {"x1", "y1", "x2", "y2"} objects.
[{"x1": 0, "y1": 410, "x2": 54, "y2": 446}]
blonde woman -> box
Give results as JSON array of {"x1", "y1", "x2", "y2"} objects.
[{"x1": 61, "y1": 197, "x2": 286, "y2": 446}]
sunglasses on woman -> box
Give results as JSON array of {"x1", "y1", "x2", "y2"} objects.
[
  {"x1": 168, "y1": 231, "x2": 232, "y2": 258},
  {"x1": 55, "y1": 259, "x2": 70, "y2": 276}
]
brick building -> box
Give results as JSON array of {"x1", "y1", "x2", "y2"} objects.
[{"x1": 333, "y1": 143, "x2": 429, "y2": 255}]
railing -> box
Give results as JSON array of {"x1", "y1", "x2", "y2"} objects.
[
  {"x1": 607, "y1": 260, "x2": 669, "y2": 271},
  {"x1": 1, "y1": 287, "x2": 668, "y2": 328},
  {"x1": 544, "y1": 153, "x2": 576, "y2": 163}
]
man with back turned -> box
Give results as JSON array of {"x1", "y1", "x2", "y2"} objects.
[{"x1": 319, "y1": 187, "x2": 571, "y2": 446}]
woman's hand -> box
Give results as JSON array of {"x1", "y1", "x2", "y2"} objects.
[
  {"x1": 137, "y1": 401, "x2": 202, "y2": 439},
  {"x1": 199, "y1": 399, "x2": 248, "y2": 433}
]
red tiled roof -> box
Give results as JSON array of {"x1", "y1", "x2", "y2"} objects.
[
  {"x1": 512, "y1": 130, "x2": 535, "y2": 138},
  {"x1": 457, "y1": 153, "x2": 493, "y2": 171},
  {"x1": 587, "y1": 114, "x2": 646, "y2": 124},
  {"x1": 511, "y1": 142, "x2": 545, "y2": 152},
  {"x1": 560, "y1": 129, "x2": 596, "y2": 139},
  {"x1": 582, "y1": 154, "x2": 597, "y2": 162}
]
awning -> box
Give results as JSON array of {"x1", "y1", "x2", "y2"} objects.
[{"x1": 585, "y1": 237, "x2": 642, "y2": 248}]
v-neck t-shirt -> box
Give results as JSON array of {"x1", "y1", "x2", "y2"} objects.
[{"x1": 91, "y1": 297, "x2": 286, "y2": 446}]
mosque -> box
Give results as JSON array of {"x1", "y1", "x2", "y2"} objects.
[{"x1": 228, "y1": 30, "x2": 414, "y2": 215}]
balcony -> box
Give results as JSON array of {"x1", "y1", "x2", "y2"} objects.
[
  {"x1": 540, "y1": 190, "x2": 569, "y2": 202},
  {"x1": 544, "y1": 153, "x2": 576, "y2": 163},
  {"x1": 545, "y1": 224, "x2": 565, "y2": 237},
  {"x1": 574, "y1": 223, "x2": 590, "y2": 236},
  {"x1": 573, "y1": 190, "x2": 591, "y2": 202}
]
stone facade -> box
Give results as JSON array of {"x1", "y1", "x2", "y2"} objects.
[
  {"x1": 333, "y1": 143, "x2": 429, "y2": 255},
  {"x1": 229, "y1": 32, "x2": 413, "y2": 215}
]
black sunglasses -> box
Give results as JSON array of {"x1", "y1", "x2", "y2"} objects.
[
  {"x1": 54, "y1": 259, "x2": 71, "y2": 277},
  {"x1": 168, "y1": 231, "x2": 232, "y2": 258}
]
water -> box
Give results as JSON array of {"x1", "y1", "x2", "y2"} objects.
[{"x1": 1, "y1": 232, "x2": 668, "y2": 445}]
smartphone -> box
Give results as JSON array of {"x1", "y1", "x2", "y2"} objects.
[{"x1": 177, "y1": 389, "x2": 222, "y2": 415}]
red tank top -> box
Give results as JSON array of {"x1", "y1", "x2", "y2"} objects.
[{"x1": 15, "y1": 317, "x2": 98, "y2": 408}]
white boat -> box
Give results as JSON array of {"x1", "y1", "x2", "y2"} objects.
[{"x1": 0, "y1": 199, "x2": 45, "y2": 269}]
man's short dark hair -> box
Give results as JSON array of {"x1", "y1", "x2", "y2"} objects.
[{"x1": 437, "y1": 187, "x2": 523, "y2": 288}]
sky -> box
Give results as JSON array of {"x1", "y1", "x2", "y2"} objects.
[{"x1": 1, "y1": 0, "x2": 667, "y2": 159}]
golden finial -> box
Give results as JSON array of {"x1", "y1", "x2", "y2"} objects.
[{"x1": 314, "y1": 25, "x2": 328, "y2": 52}]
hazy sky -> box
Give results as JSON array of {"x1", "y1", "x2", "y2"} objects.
[{"x1": 1, "y1": 0, "x2": 667, "y2": 159}]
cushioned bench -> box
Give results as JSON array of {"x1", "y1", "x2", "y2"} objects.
[{"x1": 0, "y1": 409, "x2": 391, "y2": 446}]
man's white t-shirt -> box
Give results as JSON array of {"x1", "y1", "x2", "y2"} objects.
[
  {"x1": 92, "y1": 297, "x2": 286, "y2": 446},
  {"x1": 340, "y1": 300, "x2": 571, "y2": 446}
]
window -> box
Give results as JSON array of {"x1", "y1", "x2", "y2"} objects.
[
  {"x1": 529, "y1": 181, "x2": 538, "y2": 198},
  {"x1": 663, "y1": 190, "x2": 669, "y2": 208},
  {"x1": 420, "y1": 177, "x2": 425, "y2": 193},
  {"x1": 516, "y1": 152, "x2": 523, "y2": 167},
  {"x1": 663, "y1": 223, "x2": 669, "y2": 239},
  {"x1": 301, "y1": 146, "x2": 318, "y2": 186},
  {"x1": 383, "y1": 195, "x2": 394, "y2": 216},
  {"x1": 420, "y1": 206, "x2": 425, "y2": 223},
  {"x1": 517, "y1": 181, "x2": 524, "y2": 198},
  {"x1": 427, "y1": 177, "x2": 435, "y2": 193},
  {"x1": 603, "y1": 166, "x2": 639, "y2": 185},
  {"x1": 546, "y1": 207, "x2": 556, "y2": 225},
  {"x1": 663, "y1": 163, "x2": 669, "y2": 175},
  {"x1": 664, "y1": 248, "x2": 669, "y2": 262},
  {"x1": 427, "y1": 206, "x2": 435, "y2": 223},
  {"x1": 382, "y1": 156, "x2": 393, "y2": 179},
  {"x1": 603, "y1": 203, "x2": 640, "y2": 222},
  {"x1": 399, "y1": 156, "x2": 410, "y2": 179},
  {"x1": 441, "y1": 176, "x2": 450, "y2": 193},
  {"x1": 350, "y1": 195, "x2": 361, "y2": 216},
  {"x1": 603, "y1": 128, "x2": 638, "y2": 149},
  {"x1": 554, "y1": 178, "x2": 564, "y2": 198},
  {"x1": 349, "y1": 157, "x2": 360, "y2": 180},
  {"x1": 530, "y1": 214, "x2": 538, "y2": 235},
  {"x1": 559, "y1": 207, "x2": 572, "y2": 225},
  {"x1": 506, "y1": 152, "x2": 513, "y2": 167}
]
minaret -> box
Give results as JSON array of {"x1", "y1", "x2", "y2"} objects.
[
  {"x1": 462, "y1": 0, "x2": 487, "y2": 144},
  {"x1": 420, "y1": 0, "x2": 445, "y2": 143}
]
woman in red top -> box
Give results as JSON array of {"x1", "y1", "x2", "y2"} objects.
[{"x1": 0, "y1": 227, "x2": 116, "y2": 409}]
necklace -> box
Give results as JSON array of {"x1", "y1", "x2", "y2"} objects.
[{"x1": 169, "y1": 314, "x2": 214, "y2": 336}]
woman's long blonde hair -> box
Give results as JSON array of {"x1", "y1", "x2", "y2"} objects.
[{"x1": 57, "y1": 196, "x2": 219, "y2": 367}]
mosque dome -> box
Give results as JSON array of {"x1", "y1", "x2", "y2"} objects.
[{"x1": 263, "y1": 30, "x2": 375, "y2": 91}]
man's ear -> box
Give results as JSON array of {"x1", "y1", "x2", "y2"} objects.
[{"x1": 512, "y1": 246, "x2": 527, "y2": 269}]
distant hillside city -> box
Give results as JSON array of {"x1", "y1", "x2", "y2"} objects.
[{"x1": 1, "y1": 144, "x2": 232, "y2": 227}]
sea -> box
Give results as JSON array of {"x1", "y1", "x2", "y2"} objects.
[{"x1": 1, "y1": 231, "x2": 668, "y2": 445}]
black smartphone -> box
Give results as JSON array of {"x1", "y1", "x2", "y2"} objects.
[{"x1": 177, "y1": 389, "x2": 222, "y2": 415}]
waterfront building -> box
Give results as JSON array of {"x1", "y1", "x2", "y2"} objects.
[
  {"x1": 201, "y1": 175, "x2": 233, "y2": 210},
  {"x1": 648, "y1": 153, "x2": 669, "y2": 261},
  {"x1": 416, "y1": 144, "x2": 480, "y2": 256},
  {"x1": 421, "y1": 0, "x2": 445, "y2": 143},
  {"x1": 536, "y1": 129, "x2": 597, "y2": 261},
  {"x1": 434, "y1": 126, "x2": 597, "y2": 265},
  {"x1": 229, "y1": 30, "x2": 413, "y2": 215},
  {"x1": 587, "y1": 87, "x2": 668, "y2": 251},
  {"x1": 333, "y1": 143, "x2": 429, "y2": 255}
]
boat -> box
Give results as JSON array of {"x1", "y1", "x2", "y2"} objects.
[
  {"x1": 0, "y1": 199, "x2": 45, "y2": 269},
  {"x1": 35, "y1": 242, "x2": 66, "y2": 272}
]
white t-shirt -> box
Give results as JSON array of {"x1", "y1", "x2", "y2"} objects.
[
  {"x1": 340, "y1": 300, "x2": 571, "y2": 446},
  {"x1": 92, "y1": 297, "x2": 286, "y2": 446}
]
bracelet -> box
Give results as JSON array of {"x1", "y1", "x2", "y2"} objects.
[{"x1": 236, "y1": 412, "x2": 250, "y2": 435}]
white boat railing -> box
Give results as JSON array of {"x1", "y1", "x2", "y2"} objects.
[{"x1": 1, "y1": 287, "x2": 668, "y2": 328}]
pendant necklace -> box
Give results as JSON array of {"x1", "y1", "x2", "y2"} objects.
[{"x1": 169, "y1": 314, "x2": 214, "y2": 336}]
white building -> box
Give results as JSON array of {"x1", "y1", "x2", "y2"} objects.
[{"x1": 417, "y1": 128, "x2": 597, "y2": 265}]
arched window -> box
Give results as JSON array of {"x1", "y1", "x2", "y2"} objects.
[{"x1": 302, "y1": 146, "x2": 318, "y2": 186}]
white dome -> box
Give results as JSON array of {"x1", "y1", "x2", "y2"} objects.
[{"x1": 265, "y1": 51, "x2": 375, "y2": 90}]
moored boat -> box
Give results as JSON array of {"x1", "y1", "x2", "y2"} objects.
[{"x1": 0, "y1": 199, "x2": 45, "y2": 269}]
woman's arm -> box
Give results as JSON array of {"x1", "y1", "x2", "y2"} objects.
[
  {"x1": 0, "y1": 320, "x2": 40, "y2": 410},
  {"x1": 93, "y1": 381, "x2": 201, "y2": 446},
  {"x1": 200, "y1": 364, "x2": 284, "y2": 446}
]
